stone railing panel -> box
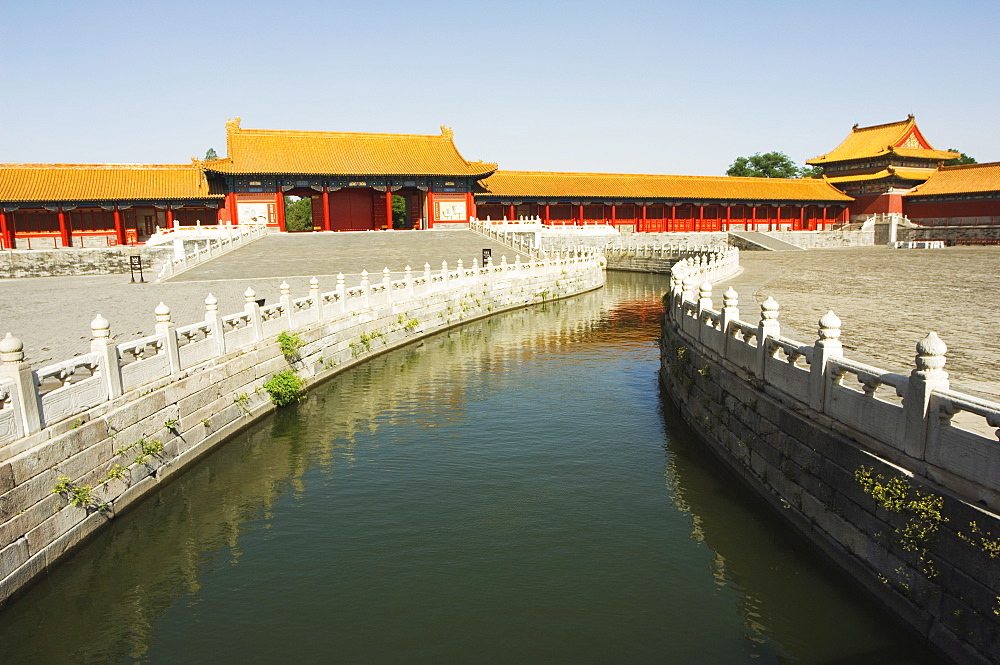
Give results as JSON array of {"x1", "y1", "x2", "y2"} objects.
[
  {"x1": 762, "y1": 337, "x2": 813, "y2": 403},
  {"x1": 116, "y1": 335, "x2": 170, "y2": 391},
  {"x1": 926, "y1": 389, "x2": 1000, "y2": 494},
  {"x1": 0, "y1": 379, "x2": 23, "y2": 444}
]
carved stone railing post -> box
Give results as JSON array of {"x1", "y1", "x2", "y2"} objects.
[
  {"x1": 205, "y1": 294, "x2": 227, "y2": 356},
  {"x1": 404, "y1": 265, "x2": 413, "y2": 297},
  {"x1": 697, "y1": 281, "x2": 713, "y2": 343},
  {"x1": 245, "y1": 288, "x2": 263, "y2": 340},
  {"x1": 335, "y1": 273, "x2": 346, "y2": 315},
  {"x1": 720, "y1": 287, "x2": 739, "y2": 356},
  {"x1": 382, "y1": 268, "x2": 391, "y2": 304},
  {"x1": 89, "y1": 315, "x2": 123, "y2": 401},
  {"x1": 441, "y1": 261, "x2": 449, "y2": 289},
  {"x1": 756, "y1": 296, "x2": 780, "y2": 379},
  {"x1": 0, "y1": 333, "x2": 43, "y2": 433},
  {"x1": 456, "y1": 259, "x2": 464, "y2": 286},
  {"x1": 310, "y1": 277, "x2": 321, "y2": 320},
  {"x1": 903, "y1": 332, "x2": 950, "y2": 459},
  {"x1": 280, "y1": 281, "x2": 293, "y2": 327},
  {"x1": 154, "y1": 302, "x2": 181, "y2": 375},
  {"x1": 810, "y1": 311, "x2": 843, "y2": 412},
  {"x1": 423, "y1": 263, "x2": 431, "y2": 295}
]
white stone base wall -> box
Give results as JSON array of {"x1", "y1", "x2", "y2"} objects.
[{"x1": 0, "y1": 258, "x2": 604, "y2": 608}]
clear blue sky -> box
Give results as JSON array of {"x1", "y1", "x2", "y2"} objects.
[{"x1": 1, "y1": 0, "x2": 997, "y2": 176}]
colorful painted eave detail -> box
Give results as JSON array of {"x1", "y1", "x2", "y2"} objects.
[
  {"x1": 906, "y1": 162, "x2": 1000, "y2": 197},
  {"x1": 209, "y1": 122, "x2": 497, "y2": 178},
  {"x1": 0, "y1": 164, "x2": 220, "y2": 202},
  {"x1": 478, "y1": 171, "x2": 853, "y2": 202},
  {"x1": 807, "y1": 116, "x2": 958, "y2": 165}
]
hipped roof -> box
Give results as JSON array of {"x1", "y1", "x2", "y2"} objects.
[
  {"x1": 205, "y1": 118, "x2": 497, "y2": 178},
  {"x1": 477, "y1": 170, "x2": 853, "y2": 202},
  {"x1": 0, "y1": 163, "x2": 220, "y2": 202},
  {"x1": 906, "y1": 162, "x2": 1000, "y2": 197},
  {"x1": 807, "y1": 116, "x2": 958, "y2": 165}
]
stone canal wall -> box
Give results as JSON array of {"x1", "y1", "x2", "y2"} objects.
[
  {"x1": 0, "y1": 254, "x2": 605, "y2": 608},
  {"x1": 660, "y1": 254, "x2": 1000, "y2": 665}
]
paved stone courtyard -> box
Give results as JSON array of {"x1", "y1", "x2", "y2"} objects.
[
  {"x1": 0, "y1": 236, "x2": 996, "y2": 398},
  {"x1": 723, "y1": 246, "x2": 1000, "y2": 397}
]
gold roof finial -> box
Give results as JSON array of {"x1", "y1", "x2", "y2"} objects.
[
  {"x1": 440, "y1": 125, "x2": 454, "y2": 139},
  {"x1": 226, "y1": 116, "x2": 242, "y2": 132}
]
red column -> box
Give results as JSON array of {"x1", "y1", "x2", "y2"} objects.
[
  {"x1": 507, "y1": 204, "x2": 515, "y2": 221},
  {"x1": 275, "y1": 191, "x2": 286, "y2": 231},
  {"x1": 385, "y1": 190, "x2": 393, "y2": 230},
  {"x1": 640, "y1": 204, "x2": 646, "y2": 232},
  {"x1": 427, "y1": 191, "x2": 435, "y2": 229},
  {"x1": 321, "y1": 190, "x2": 332, "y2": 231},
  {"x1": 799, "y1": 206, "x2": 806, "y2": 231},
  {"x1": 726, "y1": 205, "x2": 731, "y2": 230},
  {"x1": 577, "y1": 204, "x2": 584, "y2": 226},
  {"x1": 822, "y1": 206, "x2": 828, "y2": 228},
  {"x1": 698, "y1": 205, "x2": 704, "y2": 232},
  {"x1": 113, "y1": 206, "x2": 126, "y2": 245},
  {"x1": 543, "y1": 204, "x2": 550, "y2": 225},
  {"x1": 227, "y1": 192, "x2": 239, "y2": 225},
  {"x1": 0, "y1": 210, "x2": 9, "y2": 249},
  {"x1": 465, "y1": 192, "x2": 475, "y2": 224},
  {"x1": 611, "y1": 204, "x2": 617, "y2": 227},
  {"x1": 670, "y1": 205, "x2": 677, "y2": 231},
  {"x1": 751, "y1": 205, "x2": 757, "y2": 227},
  {"x1": 58, "y1": 208, "x2": 71, "y2": 247},
  {"x1": 166, "y1": 205, "x2": 175, "y2": 230}
]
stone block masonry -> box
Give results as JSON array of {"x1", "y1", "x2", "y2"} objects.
[
  {"x1": 660, "y1": 251, "x2": 1000, "y2": 665},
  {"x1": 0, "y1": 247, "x2": 169, "y2": 280},
  {"x1": 0, "y1": 252, "x2": 604, "y2": 608}
]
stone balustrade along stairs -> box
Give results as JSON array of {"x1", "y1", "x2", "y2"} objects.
[{"x1": 728, "y1": 231, "x2": 805, "y2": 251}]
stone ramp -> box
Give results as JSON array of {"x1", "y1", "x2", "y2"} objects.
[
  {"x1": 168, "y1": 230, "x2": 532, "y2": 282},
  {"x1": 728, "y1": 231, "x2": 805, "y2": 251}
]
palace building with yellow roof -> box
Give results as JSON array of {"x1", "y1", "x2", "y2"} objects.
[{"x1": 0, "y1": 116, "x2": 995, "y2": 249}]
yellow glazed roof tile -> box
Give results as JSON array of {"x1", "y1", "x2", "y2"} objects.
[
  {"x1": 906, "y1": 162, "x2": 1000, "y2": 197},
  {"x1": 0, "y1": 163, "x2": 219, "y2": 202},
  {"x1": 807, "y1": 116, "x2": 958, "y2": 164},
  {"x1": 208, "y1": 118, "x2": 497, "y2": 177},
  {"x1": 478, "y1": 171, "x2": 853, "y2": 202},
  {"x1": 824, "y1": 168, "x2": 935, "y2": 184}
]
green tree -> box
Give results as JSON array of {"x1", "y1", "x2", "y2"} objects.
[
  {"x1": 726, "y1": 152, "x2": 804, "y2": 178},
  {"x1": 284, "y1": 196, "x2": 313, "y2": 232},
  {"x1": 944, "y1": 149, "x2": 976, "y2": 166},
  {"x1": 799, "y1": 165, "x2": 825, "y2": 179},
  {"x1": 204, "y1": 148, "x2": 218, "y2": 161},
  {"x1": 391, "y1": 195, "x2": 407, "y2": 229}
]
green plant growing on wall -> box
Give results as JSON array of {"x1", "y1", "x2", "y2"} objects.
[
  {"x1": 132, "y1": 438, "x2": 164, "y2": 465},
  {"x1": 278, "y1": 331, "x2": 304, "y2": 360},
  {"x1": 164, "y1": 417, "x2": 180, "y2": 433},
  {"x1": 102, "y1": 464, "x2": 129, "y2": 484},
  {"x1": 52, "y1": 476, "x2": 94, "y2": 508},
  {"x1": 855, "y1": 466, "x2": 948, "y2": 576},
  {"x1": 957, "y1": 521, "x2": 1000, "y2": 558},
  {"x1": 263, "y1": 370, "x2": 306, "y2": 406}
]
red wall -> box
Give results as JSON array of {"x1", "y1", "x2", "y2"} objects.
[{"x1": 905, "y1": 199, "x2": 1000, "y2": 220}]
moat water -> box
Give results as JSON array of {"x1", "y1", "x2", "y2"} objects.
[{"x1": 0, "y1": 272, "x2": 937, "y2": 664}]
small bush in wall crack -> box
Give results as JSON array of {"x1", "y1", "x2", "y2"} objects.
[{"x1": 263, "y1": 370, "x2": 307, "y2": 406}]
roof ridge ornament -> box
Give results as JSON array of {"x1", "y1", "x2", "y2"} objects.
[
  {"x1": 226, "y1": 116, "x2": 242, "y2": 133},
  {"x1": 440, "y1": 125, "x2": 453, "y2": 139}
]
